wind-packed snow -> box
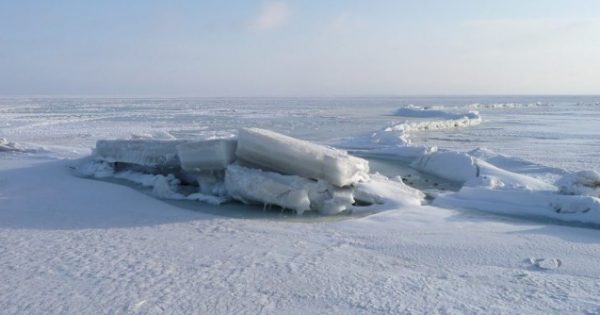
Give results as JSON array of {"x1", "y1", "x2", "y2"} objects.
[{"x1": 237, "y1": 128, "x2": 369, "y2": 187}]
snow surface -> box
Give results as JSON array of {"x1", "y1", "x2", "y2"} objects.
[{"x1": 2, "y1": 96, "x2": 600, "y2": 314}]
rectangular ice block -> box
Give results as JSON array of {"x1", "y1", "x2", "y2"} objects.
[
  {"x1": 95, "y1": 139, "x2": 186, "y2": 167},
  {"x1": 176, "y1": 139, "x2": 237, "y2": 171},
  {"x1": 235, "y1": 128, "x2": 369, "y2": 187}
]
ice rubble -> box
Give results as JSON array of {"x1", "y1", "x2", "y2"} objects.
[
  {"x1": 81, "y1": 129, "x2": 421, "y2": 215},
  {"x1": 236, "y1": 128, "x2": 369, "y2": 187}
]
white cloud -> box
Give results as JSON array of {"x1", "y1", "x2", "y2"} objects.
[{"x1": 251, "y1": 2, "x2": 290, "y2": 31}]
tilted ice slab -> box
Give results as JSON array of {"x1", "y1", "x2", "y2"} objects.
[
  {"x1": 95, "y1": 139, "x2": 187, "y2": 167},
  {"x1": 236, "y1": 128, "x2": 369, "y2": 187},
  {"x1": 176, "y1": 139, "x2": 237, "y2": 171}
]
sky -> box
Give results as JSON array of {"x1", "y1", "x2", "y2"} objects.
[{"x1": 1, "y1": 0, "x2": 600, "y2": 96}]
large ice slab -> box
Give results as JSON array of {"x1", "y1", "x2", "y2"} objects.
[
  {"x1": 236, "y1": 128, "x2": 369, "y2": 187},
  {"x1": 176, "y1": 139, "x2": 237, "y2": 171},
  {"x1": 95, "y1": 139, "x2": 186, "y2": 167}
]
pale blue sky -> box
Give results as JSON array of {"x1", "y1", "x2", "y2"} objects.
[{"x1": 1, "y1": 0, "x2": 599, "y2": 96}]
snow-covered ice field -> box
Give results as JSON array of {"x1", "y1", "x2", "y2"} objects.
[{"x1": 2, "y1": 96, "x2": 600, "y2": 314}]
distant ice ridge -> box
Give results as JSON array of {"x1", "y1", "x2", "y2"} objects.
[
  {"x1": 77, "y1": 128, "x2": 423, "y2": 215},
  {"x1": 466, "y1": 102, "x2": 548, "y2": 109},
  {"x1": 343, "y1": 105, "x2": 482, "y2": 153}
]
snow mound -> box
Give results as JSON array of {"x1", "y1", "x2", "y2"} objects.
[
  {"x1": 236, "y1": 128, "x2": 369, "y2": 187},
  {"x1": 556, "y1": 170, "x2": 600, "y2": 198}
]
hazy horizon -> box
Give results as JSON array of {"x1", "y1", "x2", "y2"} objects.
[{"x1": 2, "y1": 0, "x2": 600, "y2": 96}]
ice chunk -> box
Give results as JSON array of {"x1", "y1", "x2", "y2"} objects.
[
  {"x1": 196, "y1": 170, "x2": 228, "y2": 196},
  {"x1": 225, "y1": 164, "x2": 313, "y2": 214},
  {"x1": 556, "y1": 170, "x2": 600, "y2": 197},
  {"x1": 176, "y1": 139, "x2": 237, "y2": 171},
  {"x1": 95, "y1": 139, "x2": 186, "y2": 167},
  {"x1": 236, "y1": 128, "x2": 369, "y2": 187},
  {"x1": 224, "y1": 164, "x2": 356, "y2": 215},
  {"x1": 354, "y1": 174, "x2": 425, "y2": 209}
]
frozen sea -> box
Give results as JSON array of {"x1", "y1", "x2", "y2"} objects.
[
  {"x1": 2, "y1": 95, "x2": 599, "y2": 170},
  {"x1": 1, "y1": 96, "x2": 600, "y2": 314}
]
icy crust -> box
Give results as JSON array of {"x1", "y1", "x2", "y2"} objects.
[
  {"x1": 95, "y1": 139, "x2": 186, "y2": 167},
  {"x1": 176, "y1": 139, "x2": 237, "y2": 171},
  {"x1": 236, "y1": 128, "x2": 369, "y2": 187}
]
